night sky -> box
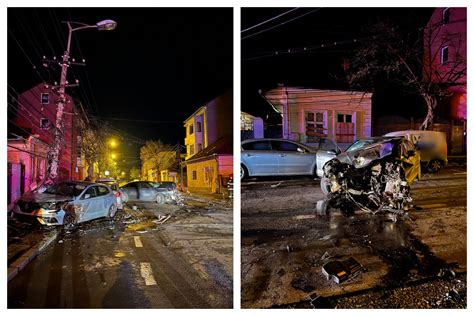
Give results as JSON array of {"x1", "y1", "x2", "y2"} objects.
[
  {"x1": 241, "y1": 7, "x2": 434, "y2": 120},
  {"x1": 8, "y1": 7, "x2": 233, "y2": 161}
]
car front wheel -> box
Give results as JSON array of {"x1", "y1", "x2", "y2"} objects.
[
  {"x1": 427, "y1": 160, "x2": 442, "y2": 173},
  {"x1": 156, "y1": 194, "x2": 165, "y2": 204},
  {"x1": 63, "y1": 212, "x2": 76, "y2": 230}
]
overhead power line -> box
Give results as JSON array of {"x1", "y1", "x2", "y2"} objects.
[
  {"x1": 242, "y1": 8, "x2": 321, "y2": 40},
  {"x1": 241, "y1": 8, "x2": 300, "y2": 33}
]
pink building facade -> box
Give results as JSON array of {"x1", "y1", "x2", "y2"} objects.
[
  {"x1": 424, "y1": 7, "x2": 467, "y2": 121},
  {"x1": 7, "y1": 82, "x2": 83, "y2": 203}
]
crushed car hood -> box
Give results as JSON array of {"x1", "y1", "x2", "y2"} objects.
[{"x1": 19, "y1": 191, "x2": 73, "y2": 203}]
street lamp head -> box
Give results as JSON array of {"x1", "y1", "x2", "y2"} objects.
[{"x1": 96, "y1": 19, "x2": 117, "y2": 31}]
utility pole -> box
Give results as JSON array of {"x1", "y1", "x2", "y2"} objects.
[{"x1": 44, "y1": 20, "x2": 116, "y2": 183}]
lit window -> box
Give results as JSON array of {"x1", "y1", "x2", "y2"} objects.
[
  {"x1": 441, "y1": 46, "x2": 449, "y2": 64},
  {"x1": 442, "y1": 8, "x2": 450, "y2": 24},
  {"x1": 41, "y1": 93, "x2": 49, "y2": 104}
]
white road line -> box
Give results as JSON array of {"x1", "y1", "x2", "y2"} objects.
[
  {"x1": 140, "y1": 262, "x2": 157, "y2": 286},
  {"x1": 134, "y1": 236, "x2": 143, "y2": 248}
]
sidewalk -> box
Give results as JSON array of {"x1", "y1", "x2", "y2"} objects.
[
  {"x1": 7, "y1": 219, "x2": 58, "y2": 281},
  {"x1": 183, "y1": 191, "x2": 233, "y2": 207}
]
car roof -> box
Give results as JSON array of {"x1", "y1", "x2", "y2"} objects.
[{"x1": 241, "y1": 138, "x2": 307, "y2": 145}]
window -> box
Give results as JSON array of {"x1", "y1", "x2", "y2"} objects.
[
  {"x1": 41, "y1": 93, "x2": 49, "y2": 104},
  {"x1": 442, "y1": 8, "x2": 450, "y2": 24},
  {"x1": 306, "y1": 111, "x2": 326, "y2": 142},
  {"x1": 196, "y1": 122, "x2": 202, "y2": 132},
  {"x1": 189, "y1": 124, "x2": 194, "y2": 135},
  {"x1": 40, "y1": 118, "x2": 50, "y2": 130},
  {"x1": 337, "y1": 114, "x2": 353, "y2": 123},
  {"x1": 192, "y1": 170, "x2": 197, "y2": 180},
  {"x1": 441, "y1": 46, "x2": 449, "y2": 64},
  {"x1": 83, "y1": 186, "x2": 98, "y2": 199},
  {"x1": 97, "y1": 185, "x2": 110, "y2": 196},
  {"x1": 197, "y1": 143, "x2": 203, "y2": 152},
  {"x1": 241, "y1": 140, "x2": 272, "y2": 151},
  {"x1": 319, "y1": 138, "x2": 338, "y2": 152},
  {"x1": 273, "y1": 141, "x2": 299, "y2": 152},
  {"x1": 190, "y1": 145, "x2": 194, "y2": 156}
]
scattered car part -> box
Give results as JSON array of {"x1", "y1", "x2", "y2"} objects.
[{"x1": 322, "y1": 257, "x2": 365, "y2": 284}]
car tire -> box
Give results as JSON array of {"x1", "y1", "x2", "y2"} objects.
[
  {"x1": 427, "y1": 160, "x2": 442, "y2": 173},
  {"x1": 63, "y1": 212, "x2": 76, "y2": 230},
  {"x1": 156, "y1": 194, "x2": 165, "y2": 204},
  {"x1": 320, "y1": 176, "x2": 331, "y2": 195},
  {"x1": 240, "y1": 165, "x2": 248, "y2": 180},
  {"x1": 108, "y1": 204, "x2": 117, "y2": 218}
]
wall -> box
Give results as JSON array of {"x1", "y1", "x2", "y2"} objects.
[
  {"x1": 14, "y1": 83, "x2": 81, "y2": 180},
  {"x1": 186, "y1": 158, "x2": 218, "y2": 193}
]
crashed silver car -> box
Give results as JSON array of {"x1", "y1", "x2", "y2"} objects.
[
  {"x1": 320, "y1": 137, "x2": 421, "y2": 215},
  {"x1": 12, "y1": 181, "x2": 119, "y2": 228},
  {"x1": 120, "y1": 181, "x2": 179, "y2": 204}
]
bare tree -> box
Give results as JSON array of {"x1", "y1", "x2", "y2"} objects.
[
  {"x1": 140, "y1": 140, "x2": 175, "y2": 181},
  {"x1": 347, "y1": 19, "x2": 466, "y2": 130}
]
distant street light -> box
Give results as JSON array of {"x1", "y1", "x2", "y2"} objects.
[
  {"x1": 111, "y1": 153, "x2": 117, "y2": 159},
  {"x1": 47, "y1": 19, "x2": 116, "y2": 183},
  {"x1": 104, "y1": 170, "x2": 110, "y2": 176}
]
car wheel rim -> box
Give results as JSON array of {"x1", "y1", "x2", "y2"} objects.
[{"x1": 240, "y1": 166, "x2": 244, "y2": 179}]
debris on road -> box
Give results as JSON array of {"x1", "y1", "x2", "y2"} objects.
[
  {"x1": 153, "y1": 215, "x2": 171, "y2": 225},
  {"x1": 270, "y1": 182, "x2": 282, "y2": 188},
  {"x1": 322, "y1": 257, "x2": 365, "y2": 284}
]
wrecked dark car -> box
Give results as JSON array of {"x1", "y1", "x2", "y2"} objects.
[{"x1": 320, "y1": 137, "x2": 421, "y2": 215}]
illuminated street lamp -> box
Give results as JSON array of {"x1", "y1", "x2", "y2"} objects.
[
  {"x1": 109, "y1": 139, "x2": 117, "y2": 148},
  {"x1": 111, "y1": 153, "x2": 117, "y2": 159}
]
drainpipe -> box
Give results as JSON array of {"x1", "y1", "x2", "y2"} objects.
[{"x1": 285, "y1": 86, "x2": 290, "y2": 139}]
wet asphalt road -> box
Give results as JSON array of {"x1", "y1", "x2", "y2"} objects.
[
  {"x1": 8, "y1": 199, "x2": 232, "y2": 308},
  {"x1": 241, "y1": 165, "x2": 466, "y2": 308}
]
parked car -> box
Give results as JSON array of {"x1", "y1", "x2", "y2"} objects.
[
  {"x1": 96, "y1": 178, "x2": 123, "y2": 210},
  {"x1": 240, "y1": 138, "x2": 341, "y2": 179},
  {"x1": 320, "y1": 136, "x2": 421, "y2": 215},
  {"x1": 120, "y1": 181, "x2": 178, "y2": 204},
  {"x1": 11, "y1": 181, "x2": 119, "y2": 228},
  {"x1": 384, "y1": 130, "x2": 448, "y2": 172}
]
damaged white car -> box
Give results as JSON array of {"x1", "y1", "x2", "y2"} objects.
[
  {"x1": 320, "y1": 137, "x2": 421, "y2": 215},
  {"x1": 12, "y1": 181, "x2": 119, "y2": 228}
]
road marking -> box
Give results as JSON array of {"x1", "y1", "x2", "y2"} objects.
[
  {"x1": 295, "y1": 215, "x2": 316, "y2": 220},
  {"x1": 140, "y1": 262, "x2": 157, "y2": 286},
  {"x1": 134, "y1": 236, "x2": 143, "y2": 248},
  {"x1": 454, "y1": 172, "x2": 467, "y2": 175}
]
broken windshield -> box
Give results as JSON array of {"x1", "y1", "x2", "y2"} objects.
[{"x1": 44, "y1": 183, "x2": 85, "y2": 197}]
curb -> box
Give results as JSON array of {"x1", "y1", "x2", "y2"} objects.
[{"x1": 8, "y1": 229, "x2": 59, "y2": 282}]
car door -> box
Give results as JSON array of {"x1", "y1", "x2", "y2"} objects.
[
  {"x1": 78, "y1": 186, "x2": 99, "y2": 222},
  {"x1": 241, "y1": 140, "x2": 279, "y2": 176},
  {"x1": 123, "y1": 182, "x2": 138, "y2": 201},
  {"x1": 273, "y1": 140, "x2": 315, "y2": 175},
  {"x1": 96, "y1": 185, "x2": 113, "y2": 217},
  {"x1": 316, "y1": 138, "x2": 341, "y2": 177},
  {"x1": 137, "y1": 182, "x2": 157, "y2": 201}
]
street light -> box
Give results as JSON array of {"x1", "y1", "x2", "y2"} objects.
[{"x1": 47, "y1": 19, "x2": 116, "y2": 182}]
